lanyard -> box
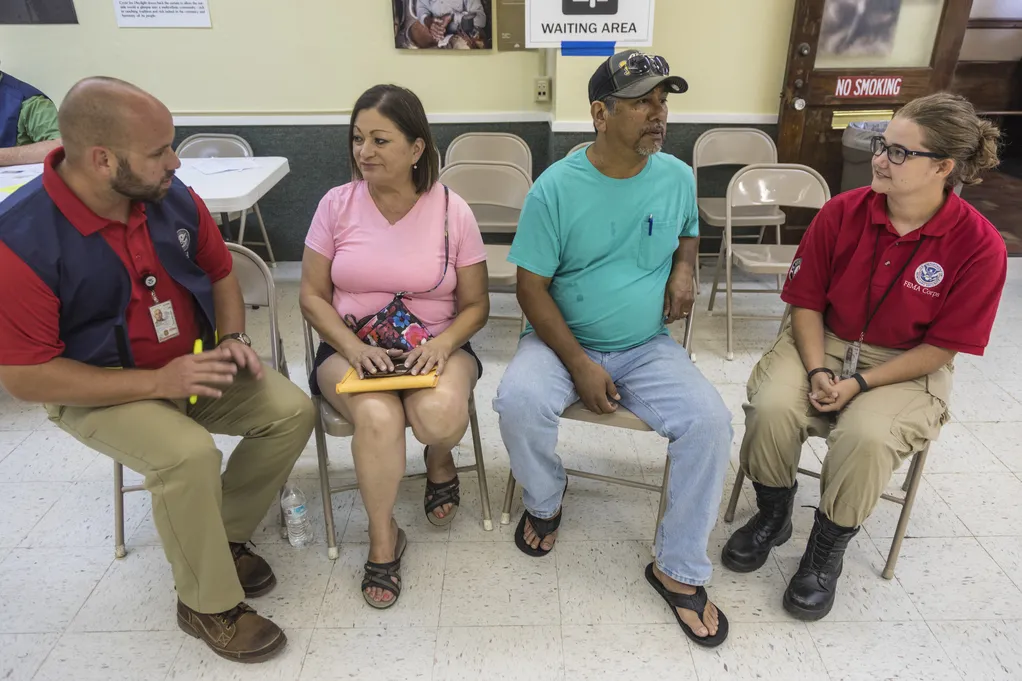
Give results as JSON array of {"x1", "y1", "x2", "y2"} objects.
[{"x1": 859, "y1": 228, "x2": 924, "y2": 342}]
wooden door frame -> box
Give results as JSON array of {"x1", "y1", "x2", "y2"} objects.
[{"x1": 777, "y1": 0, "x2": 974, "y2": 164}]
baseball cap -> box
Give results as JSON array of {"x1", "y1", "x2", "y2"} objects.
[{"x1": 588, "y1": 49, "x2": 688, "y2": 103}]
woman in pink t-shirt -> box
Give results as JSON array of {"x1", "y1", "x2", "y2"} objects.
[{"x1": 300, "y1": 85, "x2": 489, "y2": 609}]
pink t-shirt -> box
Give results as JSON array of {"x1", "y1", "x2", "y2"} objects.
[{"x1": 305, "y1": 181, "x2": 487, "y2": 336}]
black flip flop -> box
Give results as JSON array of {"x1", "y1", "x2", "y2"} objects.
[
  {"x1": 423, "y1": 446, "x2": 460, "y2": 526},
  {"x1": 514, "y1": 480, "x2": 567, "y2": 557},
  {"x1": 362, "y1": 528, "x2": 407, "y2": 610},
  {"x1": 644, "y1": 562, "x2": 729, "y2": 648}
]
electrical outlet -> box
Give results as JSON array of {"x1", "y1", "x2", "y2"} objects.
[{"x1": 534, "y1": 77, "x2": 551, "y2": 103}]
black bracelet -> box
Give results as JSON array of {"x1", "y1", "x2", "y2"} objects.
[
  {"x1": 807, "y1": 367, "x2": 835, "y2": 381},
  {"x1": 851, "y1": 372, "x2": 870, "y2": 392}
]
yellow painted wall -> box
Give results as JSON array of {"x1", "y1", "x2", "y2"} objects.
[
  {"x1": 0, "y1": 0, "x2": 795, "y2": 121},
  {"x1": 553, "y1": 0, "x2": 795, "y2": 123},
  {"x1": 0, "y1": 0, "x2": 545, "y2": 115}
]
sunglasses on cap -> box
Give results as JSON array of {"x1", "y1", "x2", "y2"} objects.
[
  {"x1": 615, "y1": 53, "x2": 670, "y2": 78},
  {"x1": 870, "y1": 136, "x2": 948, "y2": 166}
]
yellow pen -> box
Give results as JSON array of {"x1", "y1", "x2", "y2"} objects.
[{"x1": 189, "y1": 339, "x2": 203, "y2": 405}]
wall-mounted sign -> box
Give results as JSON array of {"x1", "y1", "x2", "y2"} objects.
[
  {"x1": 526, "y1": 0, "x2": 655, "y2": 49},
  {"x1": 834, "y1": 76, "x2": 903, "y2": 98}
]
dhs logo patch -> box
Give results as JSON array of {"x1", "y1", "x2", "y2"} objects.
[
  {"x1": 914, "y1": 262, "x2": 944, "y2": 288},
  {"x1": 177, "y1": 229, "x2": 191, "y2": 254},
  {"x1": 788, "y1": 257, "x2": 802, "y2": 281}
]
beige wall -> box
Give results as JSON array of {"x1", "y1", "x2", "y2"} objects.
[
  {"x1": 0, "y1": 0, "x2": 794, "y2": 123},
  {"x1": 552, "y1": 0, "x2": 794, "y2": 126}
]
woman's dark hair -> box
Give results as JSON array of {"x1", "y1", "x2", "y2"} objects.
[
  {"x1": 349, "y1": 84, "x2": 439, "y2": 194},
  {"x1": 896, "y1": 92, "x2": 1001, "y2": 187}
]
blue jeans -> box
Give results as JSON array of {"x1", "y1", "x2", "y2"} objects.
[{"x1": 493, "y1": 333, "x2": 732, "y2": 586}]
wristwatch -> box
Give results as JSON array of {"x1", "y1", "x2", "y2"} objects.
[{"x1": 218, "y1": 332, "x2": 252, "y2": 347}]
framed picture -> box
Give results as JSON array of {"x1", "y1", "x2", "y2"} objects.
[
  {"x1": 0, "y1": 0, "x2": 78, "y2": 24},
  {"x1": 394, "y1": 0, "x2": 493, "y2": 50}
]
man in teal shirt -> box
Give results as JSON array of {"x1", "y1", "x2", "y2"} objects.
[
  {"x1": 0, "y1": 66, "x2": 62, "y2": 166},
  {"x1": 494, "y1": 50, "x2": 732, "y2": 647}
]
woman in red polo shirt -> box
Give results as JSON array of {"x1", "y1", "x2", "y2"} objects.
[{"x1": 721, "y1": 92, "x2": 1005, "y2": 620}]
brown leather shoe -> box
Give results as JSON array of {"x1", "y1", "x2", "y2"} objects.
[
  {"x1": 230, "y1": 542, "x2": 277, "y2": 598},
  {"x1": 177, "y1": 600, "x2": 286, "y2": 663}
]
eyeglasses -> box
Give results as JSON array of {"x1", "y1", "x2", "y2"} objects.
[
  {"x1": 870, "y1": 136, "x2": 947, "y2": 165},
  {"x1": 621, "y1": 53, "x2": 670, "y2": 77}
]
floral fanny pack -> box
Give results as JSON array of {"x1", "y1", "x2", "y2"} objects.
[{"x1": 343, "y1": 186, "x2": 450, "y2": 353}]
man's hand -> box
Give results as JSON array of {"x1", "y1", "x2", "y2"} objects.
[
  {"x1": 428, "y1": 14, "x2": 452, "y2": 42},
  {"x1": 220, "y1": 339, "x2": 265, "y2": 380},
  {"x1": 811, "y1": 377, "x2": 860, "y2": 413},
  {"x1": 663, "y1": 271, "x2": 695, "y2": 324},
  {"x1": 154, "y1": 350, "x2": 238, "y2": 400},
  {"x1": 569, "y1": 359, "x2": 620, "y2": 415}
]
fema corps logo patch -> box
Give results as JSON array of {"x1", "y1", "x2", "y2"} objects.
[
  {"x1": 914, "y1": 261, "x2": 944, "y2": 288},
  {"x1": 788, "y1": 257, "x2": 802, "y2": 281},
  {"x1": 177, "y1": 229, "x2": 190, "y2": 253}
]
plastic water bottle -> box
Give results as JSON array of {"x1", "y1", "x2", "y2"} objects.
[{"x1": 280, "y1": 485, "x2": 313, "y2": 548}]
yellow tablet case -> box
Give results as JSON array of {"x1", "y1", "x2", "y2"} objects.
[{"x1": 336, "y1": 367, "x2": 439, "y2": 394}]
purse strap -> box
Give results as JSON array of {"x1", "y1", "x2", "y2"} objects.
[{"x1": 401, "y1": 184, "x2": 450, "y2": 298}]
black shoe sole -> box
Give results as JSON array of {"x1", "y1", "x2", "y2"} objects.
[
  {"x1": 720, "y1": 523, "x2": 793, "y2": 573},
  {"x1": 177, "y1": 614, "x2": 287, "y2": 663},
  {"x1": 243, "y1": 573, "x2": 277, "y2": 599},
  {"x1": 782, "y1": 589, "x2": 835, "y2": 621}
]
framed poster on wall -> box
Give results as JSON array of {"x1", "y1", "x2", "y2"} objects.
[
  {"x1": 496, "y1": 0, "x2": 526, "y2": 51},
  {"x1": 0, "y1": 0, "x2": 78, "y2": 24},
  {"x1": 394, "y1": 0, "x2": 494, "y2": 50}
]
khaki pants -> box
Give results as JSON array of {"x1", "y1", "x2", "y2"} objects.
[
  {"x1": 46, "y1": 369, "x2": 315, "y2": 614},
  {"x1": 740, "y1": 325, "x2": 951, "y2": 528}
]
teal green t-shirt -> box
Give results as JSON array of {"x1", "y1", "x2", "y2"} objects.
[{"x1": 509, "y1": 148, "x2": 699, "y2": 352}]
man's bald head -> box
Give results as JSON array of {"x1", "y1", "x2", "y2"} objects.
[{"x1": 58, "y1": 77, "x2": 173, "y2": 165}]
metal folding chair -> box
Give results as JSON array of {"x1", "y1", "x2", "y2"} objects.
[
  {"x1": 302, "y1": 319, "x2": 494, "y2": 560},
  {"x1": 694, "y1": 128, "x2": 786, "y2": 292},
  {"x1": 724, "y1": 444, "x2": 930, "y2": 580},
  {"x1": 113, "y1": 244, "x2": 287, "y2": 558},
  {"x1": 499, "y1": 312, "x2": 693, "y2": 541},
  {"x1": 706, "y1": 163, "x2": 831, "y2": 359},
  {"x1": 176, "y1": 133, "x2": 277, "y2": 266},
  {"x1": 445, "y1": 132, "x2": 533, "y2": 179},
  {"x1": 439, "y1": 160, "x2": 532, "y2": 320}
]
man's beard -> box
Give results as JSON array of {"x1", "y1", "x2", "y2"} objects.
[
  {"x1": 635, "y1": 125, "x2": 666, "y2": 157},
  {"x1": 111, "y1": 156, "x2": 173, "y2": 203}
]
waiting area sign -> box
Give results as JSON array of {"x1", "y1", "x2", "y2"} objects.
[{"x1": 526, "y1": 0, "x2": 655, "y2": 49}]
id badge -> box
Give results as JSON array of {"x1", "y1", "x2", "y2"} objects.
[
  {"x1": 149, "y1": 301, "x2": 180, "y2": 342},
  {"x1": 841, "y1": 341, "x2": 861, "y2": 379}
]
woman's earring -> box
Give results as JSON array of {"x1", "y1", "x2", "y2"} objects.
[{"x1": 413, "y1": 163, "x2": 418, "y2": 170}]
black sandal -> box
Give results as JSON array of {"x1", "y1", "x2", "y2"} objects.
[
  {"x1": 514, "y1": 510, "x2": 562, "y2": 557},
  {"x1": 423, "y1": 446, "x2": 460, "y2": 527},
  {"x1": 645, "y1": 563, "x2": 729, "y2": 647},
  {"x1": 362, "y1": 528, "x2": 407, "y2": 610}
]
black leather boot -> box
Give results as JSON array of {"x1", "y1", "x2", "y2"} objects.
[
  {"x1": 721, "y1": 481, "x2": 797, "y2": 573},
  {"x1": 783, "y1": 509, "x2": 859, "y2": 621}
]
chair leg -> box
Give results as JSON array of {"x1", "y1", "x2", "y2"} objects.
[
  {"x1": 654, "y1": 457, "x2": 671, "y2": 546},
  {"x1": 219, "y1": 212, "x2": 234, "y2": 241},
  {"x1": 725, "y1": 254, "x2": 735, "y2": 360},
  {"x1": 723, "y1": 468, "x2": 746, "y2": 523},
  {"x1": 883, "y1": 449, "x2": 928, "y2": 580},
  {"x1": 501, "y1": 471, "x2": 516, "y2": 525},
  {"x1": 707, "y1": 238, "x2": 726, "y2": 312},
  {"x1": 468, "y1": 395, "x2": 493, "y2": 531},
  {"x1": 113, "y1": 461, "x2": 126, "y2": 559},
  {"x1": 774, "y1": 224, "x2": 784, "y2": 291},
  {"x1": 252, "y1": 202, "x2": 277, "y2": 266},
  {"x1": 312, "y1": 408, "x2": 340, "y2": 560},
  {"x1": 236, "y1": 208, "x2": 248, "y2": 248},
  {"x1": 684, "y1": 290, "x2": 696, "y2": 362},
  {"x1": 901, "y1": 454, "x2": 917, "y2": 492}
]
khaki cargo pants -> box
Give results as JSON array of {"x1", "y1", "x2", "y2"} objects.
[
  {"x1": 46, "y1": 369, "x2": 315, "y2": 614},
  {"x1": 739, "y1": 324, "x2": 952, "y2": 528}
]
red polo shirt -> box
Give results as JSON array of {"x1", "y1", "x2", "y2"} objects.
[
  {"x1": 782, "y1": 187, "x2": 1007, "y2": 355},
  {"x1": 0, "y1": 148, "x2": 232, "y2": 369}
]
